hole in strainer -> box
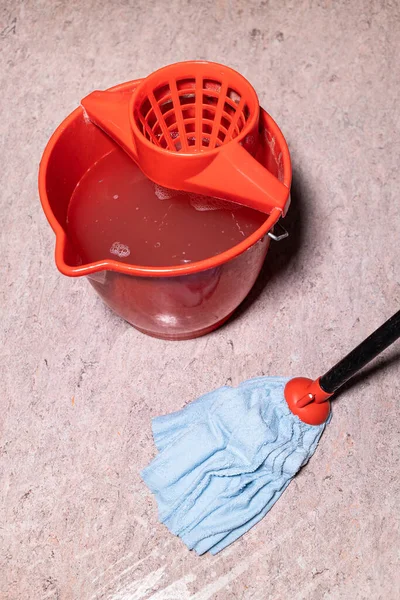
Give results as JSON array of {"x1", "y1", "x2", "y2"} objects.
[
  {"x1": 140, "y1": 98, "x2": 152, "y2": 118},
  {"x1": 204, "y1": 79, "x2": 222, "y2": 93},
  {"x1": 160, "y1": 99, "x2": 173, "y2": 115},
  {"x1": 203, "y1": 94, "x2": 218, "y2": 107},
  {"x1": 177, "y1": 78, "x2": 196, "y2": 91},
  {"x1": 180, "y1": 94, "x2": 196, "y2": 106},
  {"x1": 154, "y1": 84, "x2": 171, "y2": 102},
  {"x1": 227, "y1": 88, "x2": 241, "y2": 104}
]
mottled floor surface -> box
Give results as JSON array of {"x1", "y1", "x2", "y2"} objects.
[{"x1": 1, "y1": 1, "x2": 399, "y2": 598}]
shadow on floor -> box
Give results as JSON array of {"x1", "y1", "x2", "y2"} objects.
[{"x1": 226, "y1": 168, "x2": 309, "y2": 324}]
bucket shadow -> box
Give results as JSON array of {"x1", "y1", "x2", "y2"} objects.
[
  {"x1": 226, "y1": 169, "x2": 308, "y2": 324},
  {"x1": 331, "y1": 350, "x2": 400, "y2": 402}
]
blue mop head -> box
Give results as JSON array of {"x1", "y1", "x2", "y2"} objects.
[{"x1": 141, "y1": 376, "x2": 328, "y2": 555}]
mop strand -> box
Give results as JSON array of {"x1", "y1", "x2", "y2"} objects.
[{"x1": 141, "y1": 377, "x2": 328, "y2": 555}]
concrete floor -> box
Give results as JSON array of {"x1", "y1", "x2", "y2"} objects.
[{"x1": 1, "y1": 0, "x2": 400, "y2": 598}]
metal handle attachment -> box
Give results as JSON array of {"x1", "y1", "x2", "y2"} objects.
[{"x1": 268, "y1": 222, "x2": 289, "y2": 242}]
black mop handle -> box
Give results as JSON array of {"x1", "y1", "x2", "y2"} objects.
[{"x1": 319, "y1": 309, "x2": 400, "y2": 395}]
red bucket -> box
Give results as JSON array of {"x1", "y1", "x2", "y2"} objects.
[{"x1": 39, "y1": 79, "x2": 291, "y2": 340}]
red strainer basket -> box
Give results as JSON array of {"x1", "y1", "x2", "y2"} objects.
[{"x1": 81, "y1": 61, "x2": 290, "y2": 214}]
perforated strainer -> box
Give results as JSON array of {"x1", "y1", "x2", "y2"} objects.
[{"x1": 81, "y1": 61, "x2": 290, "y2": 214}]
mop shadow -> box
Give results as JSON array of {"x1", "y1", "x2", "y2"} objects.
[
  {"x1": 331, "y1": 350, "x2": 400, "y2": 401},
  {"x1": 227, "y1": 169, "x2": 307, "y2": 323}
]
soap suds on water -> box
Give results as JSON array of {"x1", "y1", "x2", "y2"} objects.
[
  {"x1": 189, "y1": 194, "x2": 240, "y2": 212},
  {"x1": 110, "y1": 241, "x2": 130, "y2": 258},
  {"x1": 155, "y1": 183, "x2": 240, "y2": 214},
  {"x1": 154, "y1": 184, "x2": 178, "y2": 200}
]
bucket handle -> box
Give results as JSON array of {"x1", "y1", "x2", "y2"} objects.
[{"x1": 268, "y1": 222, "x2": 289, "y2": 242}]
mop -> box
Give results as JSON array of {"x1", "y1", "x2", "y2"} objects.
[{"x1": 142, "y1": 309, "x2": 400, "y2": 554}]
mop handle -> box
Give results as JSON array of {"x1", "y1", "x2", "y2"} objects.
[{"x1": 319, "y1": 309, "x2": 400, "y2": 395}]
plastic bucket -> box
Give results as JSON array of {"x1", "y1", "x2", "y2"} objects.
[{"x1": 39, "y1": 79, "x2": 291, "y2": 340}]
